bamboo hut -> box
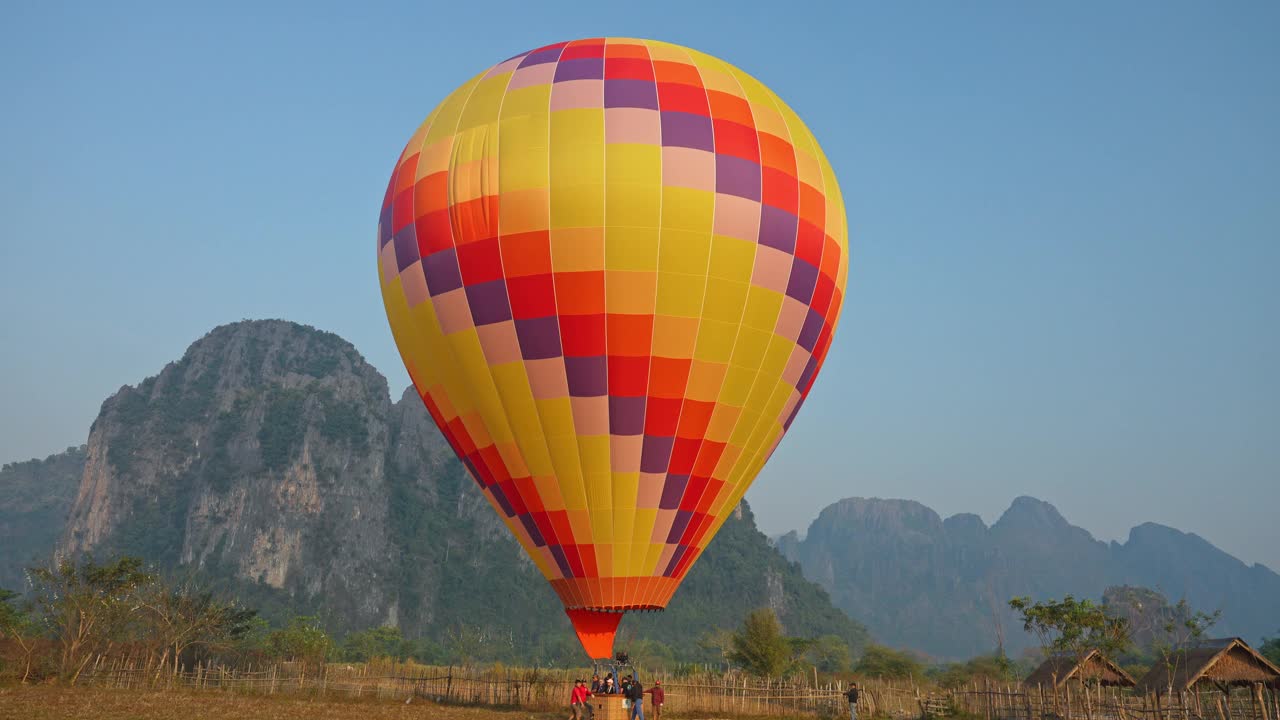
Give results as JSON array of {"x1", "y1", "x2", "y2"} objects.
[
  {"x1": 1025, "y1": 649, "x2": 1137, "y2": 688},
  {"x1": 1136, "y1": 637, "x2": 1280, "y2": 693}
]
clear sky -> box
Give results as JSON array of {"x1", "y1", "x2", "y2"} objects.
[{"x1": 3, "y1": 2, "x2": 1277, "y2": 570}]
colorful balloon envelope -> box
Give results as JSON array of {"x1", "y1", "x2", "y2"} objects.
[{"x1": 377, "y1": 37, "x2": 848, "y2": 658}]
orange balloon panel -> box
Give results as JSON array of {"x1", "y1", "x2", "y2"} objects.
[{"x1": 377, "y1": 38, "x2": 848, "y2": 652}]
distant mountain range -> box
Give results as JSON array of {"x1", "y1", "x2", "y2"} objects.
[
  {"x1": 775, "y1": 496, "x2": 1280, "y2": 659},
  {"x1": 0, "y1": 320, "x2": 867, "y2": 664},
  {"x1": 2, "y1": 319, "x2": 1275, "y2": 664}
]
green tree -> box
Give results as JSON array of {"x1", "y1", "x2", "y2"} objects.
[
  {"x1": 629, "y1": 638, "x2": 677, "y2": 671},
  {"x1": 1010, "y1": 595, "x2": 1131, "y2": 664},
  {"x1": 29, "y1": 556, "x2": 156, "y2": 682},
  {"x1": 728, "y1": 608, "x2": 796, "y2": 677},
  {"x1": 853, "y1": 644, "x2": 924, "y2": 679},
  {"x1": 266, "y1": 615, "x2": 333, "y2": 671},
  {"x1": 0, "y1": 588, "x2": 41, "y2": 683},
  {"x1": 1011, "y1": 595, "x2": 1132, "y2": 720},
  {"x1": 1260, "y1": 633, "x2": 1280, "y2": 666},
  {"x1": 230, "y1": 614, "x2": 272, "y2": 661},
  {"x1": 808, "y1": 634, "x2": 853, "y2": 673},
  {"x1": 929, "y1": 653, "x2": 1016, "y2": 689},
  {"x1": 340, "y1": 626, "x2": 413, "y2": 662}
]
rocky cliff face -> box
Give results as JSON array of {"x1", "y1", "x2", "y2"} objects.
[
  {"x1": 63, "y1": 320, "x2": 400, "y2": 628},
  {"x1": 10, "y1": 319, "x2": 867, "y2": 662},
  {"x1": 778, "y1": 496, "x2": 1280, "y2": 659},
  {"x1": 0, "y1": 446, "x2": 86, "y2": 591}
]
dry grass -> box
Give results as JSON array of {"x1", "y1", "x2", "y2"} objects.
[
  {"x1": 0, "y1": 684, "x2": 808, "y2": 720},
  {"x1": 0, "y1": 685, "x2": 563, "y2": 720}
]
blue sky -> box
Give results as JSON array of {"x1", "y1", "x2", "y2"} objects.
[{"x1": 2, "y1": 1, "x2": 1277, "y2": 570}]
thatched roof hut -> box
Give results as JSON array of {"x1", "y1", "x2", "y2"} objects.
[
  {"x1": 1025, "y1": 650, "x2": 1137, "y2": 688},
  {"x1": 1136, "y1": 638, "x2": 1280, "y2": 693}
]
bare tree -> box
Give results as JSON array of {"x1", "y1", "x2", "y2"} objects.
[
  {"x1": 1151, "y1": 599, "x2": 1220, "y2": 695},
  {"x1": 139, "y1": 581, "x2": 258, "y2": 674},
  {"x1": 28, "y1": 556, "x2": 155, "y2": 682},
  {"x1": 0, "y1": 588, "x2": 40, "y2": 683}
]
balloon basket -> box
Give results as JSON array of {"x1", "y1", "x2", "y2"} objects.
[{"x1": 589, "y1": 694, "x2": 629, "y2": 720}]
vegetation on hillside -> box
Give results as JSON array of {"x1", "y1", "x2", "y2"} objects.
[
  {"x1": 1261, "y1": 633, "x2": 1280, "y2": 666},
  {"x1": 0, "y1": 446, "x2": 86, "y2": 590},
  {"x1": 1100, "y1": 585, "x2": 1223, "y2": 679},
  {"x1": 1, "y1": 553, "x2": 869, "y2": 680},
  {"x1": 852, "y1": 644, "x2": 926, "y2": 680}
]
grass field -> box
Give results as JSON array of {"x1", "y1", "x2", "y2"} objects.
[{"x1": 0, "y1": 685, "x2": 567, "y2": 720}]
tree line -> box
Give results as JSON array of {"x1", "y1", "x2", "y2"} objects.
[
  {"x1": 5, "y1": 555, "x2": 1275, "y2": 687},
  {"x1": 0, "y1": 556, "x2": 425, "y2": 683}
]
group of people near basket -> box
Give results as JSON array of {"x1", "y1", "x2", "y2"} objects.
[
  {"x1": 571, "y1": 674, "x2": 858, "y2": 720},
  {"x1": 569, "y1": 673, "x2": 664, "y2": 720}
]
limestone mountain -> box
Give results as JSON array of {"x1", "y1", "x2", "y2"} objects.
[
  {"x1": 3, "y1": 319, "x2": 867, "y2": 662},
  {"x1": 777, "y1": 496, "x2": 1280, "y2": 659}
]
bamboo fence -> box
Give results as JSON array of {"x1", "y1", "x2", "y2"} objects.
[
  {"x1": 941, "y1": 679, "x2": 1278, "y2": 720},
  {"x1": 65, "y1": 658, "x2": 1280, "y2": 720}
]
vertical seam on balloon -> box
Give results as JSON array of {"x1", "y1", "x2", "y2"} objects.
[
  {"x1": 470, "y1": 62, "x2": 574, "y2": 583},
  {"x1": 707, "y1": 77, "x2": 816, "y2": 531},
  {"x1": 633, "y1": 42, "x2": 715, "y2": 597},
  {"x1": 541, "y1": 50, "x2": 592, "y2": 603},
  {"x1": 662, "y1": 54, "x2": 765, "y2": 577},
  {"x1": 510, "y1": 59, "x2": 588, "y2": 594},
  {"x1": 654, "y1": 45, "x2": 728, "y2": 589},
  {"x1": 591, "y1": 37, "x2": 613, "y2": 610},
  {"x1": 432, "y1": 72, "x2": 549, "y2": 578},
  {"x1": 401, "y1": 92, "x2": 468, "y2": 461},
  {"x1": 543, "y1": 44, "x2": 595, "y2": 609},
  {"x1": 384, "y1": 104, "x2": 440, "y2": 370},
  {"x1": 711, "y1": 99, "x2": 829, "y2": 532},
  {"x1": 637, "y1": 39, "x2": 707, "y2": 608},
  {"x1": 814, "y1": 148, "x2": 851, "y2": 396},
  {"x1": 381, "y1": 106, "x2": 443, "y2": 486},
  {"x1": 617, "y1": 39, "x2": 663, "y2": 611},
  {"x1": 400, "y1": 77, "x2": 542, "y2": 570}
]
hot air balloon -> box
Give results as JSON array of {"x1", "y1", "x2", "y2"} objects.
[{"x1": 377, "y1": 37, "x2": 848, "y2": 660}]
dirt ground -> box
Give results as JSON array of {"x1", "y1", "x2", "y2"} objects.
[
  {"x1": 0, "y1": 685, "x2": 565, "y2": 720},
  {"x1": 0, "y1": 685, "x2": 792, "y2": 720}
]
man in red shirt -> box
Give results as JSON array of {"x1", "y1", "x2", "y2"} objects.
[
  {"x1": 644, "y1": 679, "x2": 665, "y2": 719},
  {"x1": 570, "y1": 678, "x2": 593, "y2": 720}
]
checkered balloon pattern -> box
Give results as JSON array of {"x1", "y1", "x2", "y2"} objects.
[{"x1": 378, "y1": 38, "x2": 848, "y2": 616}]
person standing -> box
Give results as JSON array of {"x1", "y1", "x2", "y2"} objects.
[
  {"x1": 570, "y1": 678, "x2": 592, "y2": 720},
  {"x1": 844, "y1": 682, "x2": 860, "y2": 720},
  {"x1": 626, "y1": 676, "x2": 645, "y2": 720},
  {"x1": 643, "y1": 679, "x2": 665, "y2": 719}
]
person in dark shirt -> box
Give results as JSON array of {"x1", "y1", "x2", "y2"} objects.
[
  {"x1": 844, "y1": 682, "x2": 860, "y2": 720},
  {"x1": 625, "y1": 676, "x2": 645, "y2": 720},
  {"x1": 590, "y1": 674, "x2": 601, "y2": 693}
]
